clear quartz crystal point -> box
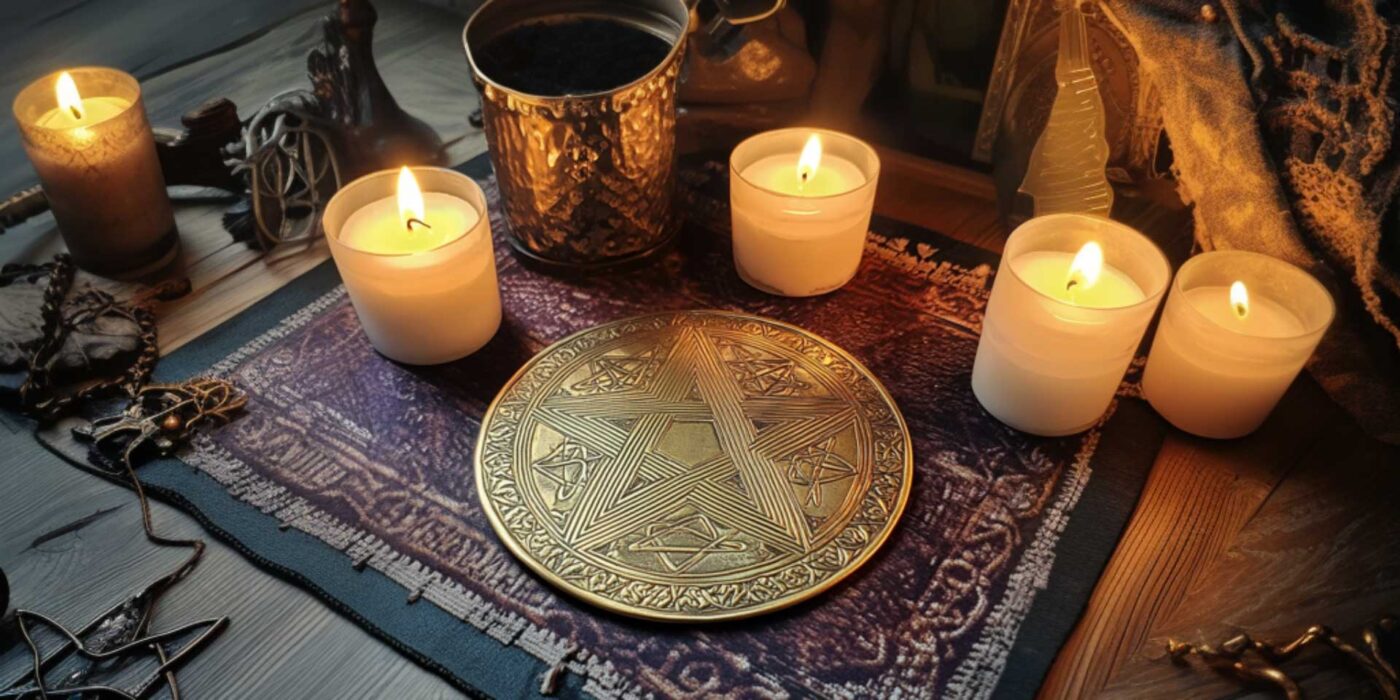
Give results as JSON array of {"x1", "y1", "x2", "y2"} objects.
[{"x1": 1018, "y1": 0, "x2": 1114, "y2": 217}]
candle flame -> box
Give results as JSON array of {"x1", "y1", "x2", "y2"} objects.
[
  {"x1": 397, "y1": 166, "x2": 427, "y2": 232},
  {"x1": 1230, "y1": 280, "x2": 1250, "y2": 319},
  {"x1": 1065, "y1": 241, "x2": 1104, "y2": 292},
  {"x1": 56, "y1": 72, "x2": 84, "y2": 121},
  {"x1": 796, "y1": 134, "x2": 822, "y2": 189}
]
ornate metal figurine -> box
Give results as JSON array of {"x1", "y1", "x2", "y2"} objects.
[
  {"x1": 73, "y1": 379, "x2": 248, "y2": 469},
  {"x1": 0, "y1": 253, "x2": 244, "y2": 698},
  {"x1": 224, "y1": 0, "x2": 444, "y2": 249},
  {"x1": 222, "y1": 93, "x2": 344, "y2": 250},
  {"x1": 309, "y1": 0, "x2": 444, "y2": 174},
  {"x1": 2, "y1": 585, "x2": 227, "y2": 699},
  {"x1": 1016, "y1": 0, "x2": 1115, "y2": 217}
]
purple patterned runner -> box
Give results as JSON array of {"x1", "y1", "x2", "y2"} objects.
[{"x1": 180, "y1": 162, "x2": 1134, "y2": 698}]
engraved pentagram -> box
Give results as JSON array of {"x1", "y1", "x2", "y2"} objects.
[
  {"x1": 475, "y1": 311, "x2": 912, "y2": 621},
  {"x1": 784, "y1": 437, "x2": 858, "y2": 508}
]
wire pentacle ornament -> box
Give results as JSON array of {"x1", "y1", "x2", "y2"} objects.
[
  {"x1": 2, "y1": 379, "x2": 247, "y2": 699},
  {"x1": 224, "y1": 91, "x2": 343, "y2": 251}
]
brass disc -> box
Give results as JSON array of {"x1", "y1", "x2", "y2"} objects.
[{"x1": 474, "y1": 311, "x2": 912, "y2": 621}]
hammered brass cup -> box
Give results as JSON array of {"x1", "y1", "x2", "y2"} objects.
[{"x1": 463, "y1": 0, "x2": 688, "y2": 272}]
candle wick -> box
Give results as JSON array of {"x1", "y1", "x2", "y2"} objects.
[
  {"x1": 68, "y1": 105, "x2": 82, "y2": 120},
  {"x1": 1233, "y1": 302, "x2": 1248, "y2": 319},
  {"x1": 1065, "y1": 278, "x2": 1079, "y2": 292},
  {"x1": 405, "y1": 217, "x2": 432, "y2": 232}
]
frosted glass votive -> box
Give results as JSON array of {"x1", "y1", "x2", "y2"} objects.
[
  {"x1": 324, "y1": 167, "x2": 502, "y2": 365},
  {"x1": 1143, "y1": 250, "x2": 1334, "y2": 438},
  {"x1": 13, "y1": 67, "x2": 177, "y2": 278},
  {"x1": 972, "y1": 214, "x2": 1170, "y2": 436},
  {"x1": 729, "y1": 128, "x2": 880, "y2": 297}
]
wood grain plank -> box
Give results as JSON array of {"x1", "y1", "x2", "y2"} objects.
[
  {"x1": 874, "y1": 147, "x2": 1009, "y2": 251},
  {"x1": 1098, "y1": 411, "x2": 1400, "y2": 699},
  {"x1": 0, "y1": 436, "x2": 459, "y2": 699},
  {"x1": 1038, "y1": 376, "x2": 1356, "y2": 699},
  {"x1": 124, "y1": 0, "x2": 486, "y2": 353},
  {"x1": 5, "y1": 3, "x2": 1387, "y2": 700},
  {"x1": 0, "y1": 2, "x2": 479, "y2": 698}
]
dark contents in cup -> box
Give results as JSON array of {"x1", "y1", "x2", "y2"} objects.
[{"x1": 474, "y1": 18, "x2": 673, "y2": 96}]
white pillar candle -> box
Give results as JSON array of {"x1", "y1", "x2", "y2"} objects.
[
  {"x1": 1143, "y1": 250, "x2": 1333, "y2": 438},
  {"x1": 323, "y1": 167, "x2": 502, "y2": 365},
  {"x1": 972, "y1": 214, "x2": 1170, "y2": 436},
  {"x1": 12, "y1": 68, "x2": 177, "y2": 278},
  {"x1": 729, "y1": 128, "x2": 880, "y2": 296}
]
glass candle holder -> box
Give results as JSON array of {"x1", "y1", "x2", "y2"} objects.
[
  {"x1": 12, "y1": 67, "x2": 177, "y2": 279},
  {"x1": 1143, "y1": 251, "x2": 1334, "y2": 438},
  {"x1": 324, "y1": 167, "x2": 502, "y2": 365},
  {"x1": 729, "y1": 128, "x2": 880, "y2": 297},
  {"x1": 972, "y1": 214, "x2": 1170, "y2": 436}
]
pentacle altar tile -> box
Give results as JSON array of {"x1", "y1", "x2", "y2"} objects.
[{"x1": 475, "y1": 310, "x2": 913, "y2": 621}]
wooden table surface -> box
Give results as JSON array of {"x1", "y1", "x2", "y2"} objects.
[{"x1": 1, "y1": 2, "x2": 1395, "y2": 698}]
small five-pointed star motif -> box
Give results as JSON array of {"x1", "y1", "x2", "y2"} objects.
[
  {"x1": 569, "y1": 349, "x2": 662, "y2": 394},
  {"x1": 784, "y1": 436, "x2": 858, "y2": 507}
]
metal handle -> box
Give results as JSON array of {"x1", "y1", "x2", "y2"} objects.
[
  {"x1": 691, "y1": 0, "x2": 785, "y2": 25},
  {"x1": 0, "y1": 185, "x2": 48, "y2": 233}
]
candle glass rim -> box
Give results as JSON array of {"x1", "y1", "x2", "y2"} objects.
[
  {"x1": 1172, "y1": 249, "x2": 1336, "y2": 341},
  {"x1": 1004, "y1": 213, "x2": 1171, "y2": 313},
  {"x1": 729, "y1": 127, "x2": 881, "y2": 202},
  {"x1": 462, "y1": 0, "x2": 689, "y2": 103},
  {"x1": 12, "y1": 66, "x2": 140, "y2": 132},
  {"x1": 324, "y1": 166, "x2": 489, "y2": 259}
]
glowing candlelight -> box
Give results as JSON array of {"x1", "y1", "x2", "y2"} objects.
[
  {"x1": 1230, "y1": 280, "x2": 1249, "y2": 319},
  {"x1": 56, "y1": 72, "x2": 84, "y2": 120},
  {"x1": 972, "y1": 214, "x2": 1170, "y2": 436},
  {"x1": 325, "y1": 167, "x2": 502, "y2": 364},
  {"x1": 13, "y1": 67, "x2": 177, "y2": 277},
  {"x1": 1144, "y1": 252, "x2": 1333, "y2": 438},
  {"x1": 338, "y1": 166, "x2": 477, "y2": 256},
  {"x1": 398, "y1": 166, "x2": 426, "y2": 229},
  {"x1": 1066, "y1": 241, "x2": 1103, "y2": 292},
  {"x1": 730, "y1": 128, "x2": 880, "y2": 296},
  {"x1": 796, "y1": 134, "x2": 821, "y2": 190}
]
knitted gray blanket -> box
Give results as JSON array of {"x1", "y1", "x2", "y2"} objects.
[{"x1": 1103, "y1": 0, "x2": 1400, "y2": 441}]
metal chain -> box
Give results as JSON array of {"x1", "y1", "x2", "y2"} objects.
[
  {"x1": 9, "y1": 253, "x2": 74, "y2": 410},
  {"x1": 4, "y1": 254, "x2": 163, "y2": 421},
  {"x1": 39, "y1": 297, "x2": 160, "y2": 420}
]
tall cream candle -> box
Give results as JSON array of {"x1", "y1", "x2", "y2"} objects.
[
  {"x1": 1143, "y1": 251, "x2": 1334, "y2": 438},
  {"x1": 323, "y1": 167, "x2": 502, "y2": 365},
  {"x1": 972, "y1": 214, "x2": 1170, "y2": 436},
  {"x1": 729, "y1": 128, "x2": 880, "y2": 297},
  {"x1": 12, "y1": 68, "x2": 177, "y2": 278}
]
